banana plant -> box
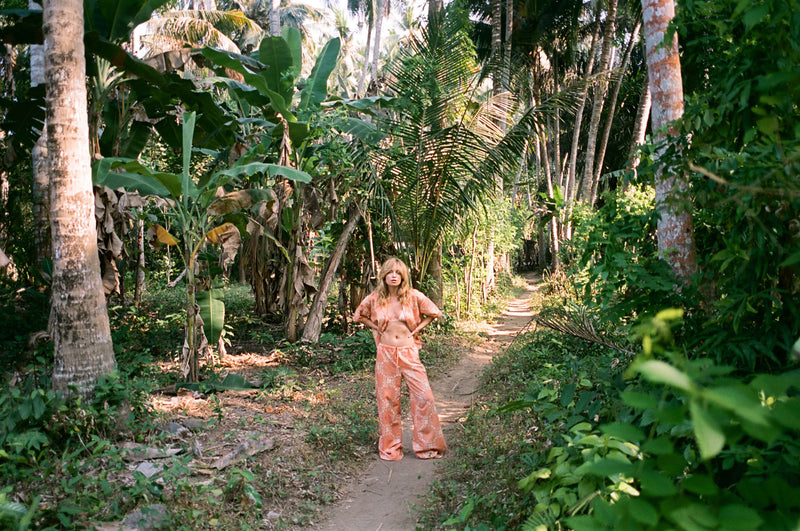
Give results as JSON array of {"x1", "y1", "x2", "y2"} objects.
[
  {"x1": 95, "y1": 111, "x2": 311, "y2": 381},
  {"x1": 198, "y1": 28, "x2": 388, "y2": 341}
]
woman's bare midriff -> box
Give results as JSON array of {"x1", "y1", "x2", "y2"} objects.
[{"x1": 380, "y1": 320, "x2": 415, "y2": 347}]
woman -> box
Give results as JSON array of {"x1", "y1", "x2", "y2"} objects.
[{"x1": 354, "y1": 257, "x2": 447, "y2": 461}]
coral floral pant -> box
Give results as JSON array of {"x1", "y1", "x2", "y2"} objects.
[{"x1": 375, "y1": 344, "x2": 447, "y2": 460}]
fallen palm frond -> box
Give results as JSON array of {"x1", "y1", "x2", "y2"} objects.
[{"x1": 532, "y1": 302, "x2": 635, "y2": 357}]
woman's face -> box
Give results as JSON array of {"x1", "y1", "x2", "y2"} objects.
[{"x1": 384, "y1": 265, "x2": 404, "y2": 288}]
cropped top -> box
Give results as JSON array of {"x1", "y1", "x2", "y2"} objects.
[{"x1": 354, "y1": 289, "x2": 443, "y2": 348}]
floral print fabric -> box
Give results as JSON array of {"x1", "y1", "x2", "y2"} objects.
[
  {"x1": 353, "y1": 288, "x2": 443, "y2": 348},
  {"x1": 375, "y1": 344, "x2": 447, "y2": 460}
]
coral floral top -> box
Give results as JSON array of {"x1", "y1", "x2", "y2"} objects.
[{"x1": 354, "y1": 289, "x2": 442, "y2": 348}]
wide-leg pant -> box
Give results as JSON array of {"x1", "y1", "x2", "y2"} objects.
[{"x1": 375, "y1": 344, "x2": 447, "y2": 461}]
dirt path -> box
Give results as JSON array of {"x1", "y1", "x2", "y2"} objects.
[{"x1": 311, "y1": 274, "x2": 539, "y2": 531}]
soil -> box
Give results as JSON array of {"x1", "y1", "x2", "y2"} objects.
[{"x1": 310, "y1": 273, "x2": 540, "y2": 531}]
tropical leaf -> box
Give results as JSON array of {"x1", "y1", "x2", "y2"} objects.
[
  {"x1": 299, "y1": 37, "x2": 341, "y2": 112},
  {"x1": 197, "y1": 289, "x2": 225, "y2": 344}
]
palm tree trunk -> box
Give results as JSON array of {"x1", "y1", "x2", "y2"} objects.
[
  {"x1": 628, "y1": 75, "x2": 652, "y2": 179},
  {"x1": 301, "y1": 206, "x2": 362, "y2": 343},
  {"x1": 540, "y1": 123, "x2": 560, "y2": 272},
  {"x1": 356, "y1": 20, "x2": 373, "y2": 98},
  {"x1": 31, "y1": 1, "x2": 50, "y2": 275},
  {"x1": 269, "y1": 0, "x2": 280, "y2": 37},
  {"x1": 44, "y1": 0, "x2": 116, "y2": 397},
  {"x1": 564, "y1": 9, "x2": 601, "y2": 234},
  {"x1": 370, "y1": 0, "x2": 385, "y2": 94},
  {"x1": 591, "y1": 17, "x2": 642, "y2": 204},
  {"x1": 641, "y1": 0, "x2": 698, "y2": 282},
  {"x1": 425, "y1": 244, "x2": 444, "y2": 308},
  {"x1": 580, "y1": 0, "x2": 618, "y2": 204}
]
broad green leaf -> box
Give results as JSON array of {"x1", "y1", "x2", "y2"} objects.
[
  {"x1": 642, "y1": 437, "x2": 674, "y2": 455},
  {"x1": 255, "y1": 35, "x2": 295, "y2": 104},
  {"x1": 639, "y1": 468, "x2": 678, "y2": 497},
  {"x1": 681, "y1": 474, "x2": 719, "y2": 496},
  {"x1": 201, "y1": 47, "x2": 266, "y2": 77},
  {"x1": 628, "y1": 498, "x2": 659, "y2": 526},
  {"x1": 581, "y1": 457, "x2": 634, "y2": 478},
  {"x1": 654, "y1": 308, "x2": 683, "y2": 322},
  {"x1": 181, "y1": 112, "x2": 195, "y2": 196},
  {"x1": 718, "y1": 504, "x2": 762, "y2": 531},
  {"x1": 690, "y1": 399, "x2": 725, "y2": 460},
  {"x1": 216, "y1": 163, "x2": 311, "y2": 183},
  {"x1": 742, "y1": 4, "x2": 768, "y2": 30},
  {"x1": 772, "y1": 398, "x2": 800, "y2": 429},
  {"x1": 636, "y1": 360, "x2": 693, "y2": 392},
  {"x1": 334, "y1": 117, "x2": 386, "y2": 144},
  {"x1": 281, "y1": 26, "x2": 302, "y2": 79},
  {"x1": 702, "y1": 386, "x2": 769, "y2": 426},
  {"x1": 620, "y1": 390, "x2": 658, "y2": 410},
  {"x1": 562, "y1": 515, "x2": 606, "y2": 531},
  {"x1": 197, "y1": 289, "x2": 225, "y2": 344},
  {"x1": 518, "y1": 468, "x2": 551, "y2": 492},
  {"x1": 560, "y1": 382, "x2": 576, "y2": 407},
  {"x1": 94, "y1": 158, "x2": 176, "y2": 197},
  {"x1": 668, "y1": 503, "x2": 718, "y2": 530},
  {"x1": 287, "y1": 120, "x2": 310, "y2": 147},
  {"x1": 601, "y1": 422, "x2": 645, "y2": 442},
  {"x1": 299, "y1": 37, "x2": 340, "y2": 111}
]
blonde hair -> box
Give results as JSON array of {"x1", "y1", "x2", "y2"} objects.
[{"x1": 376, "y1": 257, "x2": 411, "y2": 302}]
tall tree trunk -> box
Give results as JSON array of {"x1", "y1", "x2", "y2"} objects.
[
  {"x1": 302, "y1": 206, "x2": 362, "y2": 343},
  {"x1": 425, "y1": 244, "x2": 444, "y2": 308},
  {"x1": 627, "y1": 75, "x2": 652, "y2": 179},
  {"x1": 356, "y1": 20, "x2": 373, "y2": 98},
  {"x1": 540, "y1": 123, "x2": 560, "y2": 272},
  {"x1": 580, "y1": 0, "x2": 618, "y2": 203},
  {"x1": 370, "y1": 0, "x2": 385, "y2": 94},
  {"x1": 641, "y1": 0, "x2": 698, "y2": 282},
  {"x1": 30, "y1": 1, "x2": 50, "y2": 274},
  {"x1": 485, "y1": 0, "x2": 504, "y2": 292},
  {"x1": 591, "y1": 17, "x2": 642, "y2": 204},
  {"x1": 44, "y1": 0, "x2": 116, "y2": 397},
  {"x1": 269, "y1": 0, "x2": 281, "y2": 37},
  {"x1": 564, "y1": 9, "x2": 601, "y2": 238}
]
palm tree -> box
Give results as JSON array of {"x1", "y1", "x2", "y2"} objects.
[
  {"x1": 378, "y1": 9, "x2": 509, "y2": 301},
  {"x1": 580, "y1": 0, "x2": 618, "y2": 203},
  {"x1": 44, "y1": 0, "x2": 116, "y2": 397},
  {"x1": 348, "y1": 0, "x2": 374, "y2": 97},
  {"x1": 133, "y1": 8, "x2": 264, "y2": 59},
  {"x1": 641, "y1": 0, "x2": 697, "y2": 281}
]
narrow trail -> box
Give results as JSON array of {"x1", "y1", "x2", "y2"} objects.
[{"x1": 311, "y1": 274, "x2": 539, "y2": 531}]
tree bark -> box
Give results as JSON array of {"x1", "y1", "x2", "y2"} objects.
[
  {"x1": 44, "y1": 0, "x2": 116, "y2": 397},
  {"x1": 370, "y1": 0, "x2": 385, "y2": 94},
  {"x1": 627, "y1": 75, "x2": 652, "y2": 179},
  {"x1": 564, "y1": 9, "x2": 601, "y2": 237},
  {"x1": 580, "y1": 0, "x2": 618, "y2": 203},
  {"x1": 269, "y1": 0, "x2": 281, "y2": 37},
  {"x1": 591, "y1": 17, "x2": 642, "y2": 203},
  {"x1": 425, "y1": 244, "x2": 444, "y2": 308},
  {"x1": 641, "y1": 0, "x2": 698, "y2": 281},
  {"x1": 301, "y1": 207, "x2": 362, "y2": 344}
]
